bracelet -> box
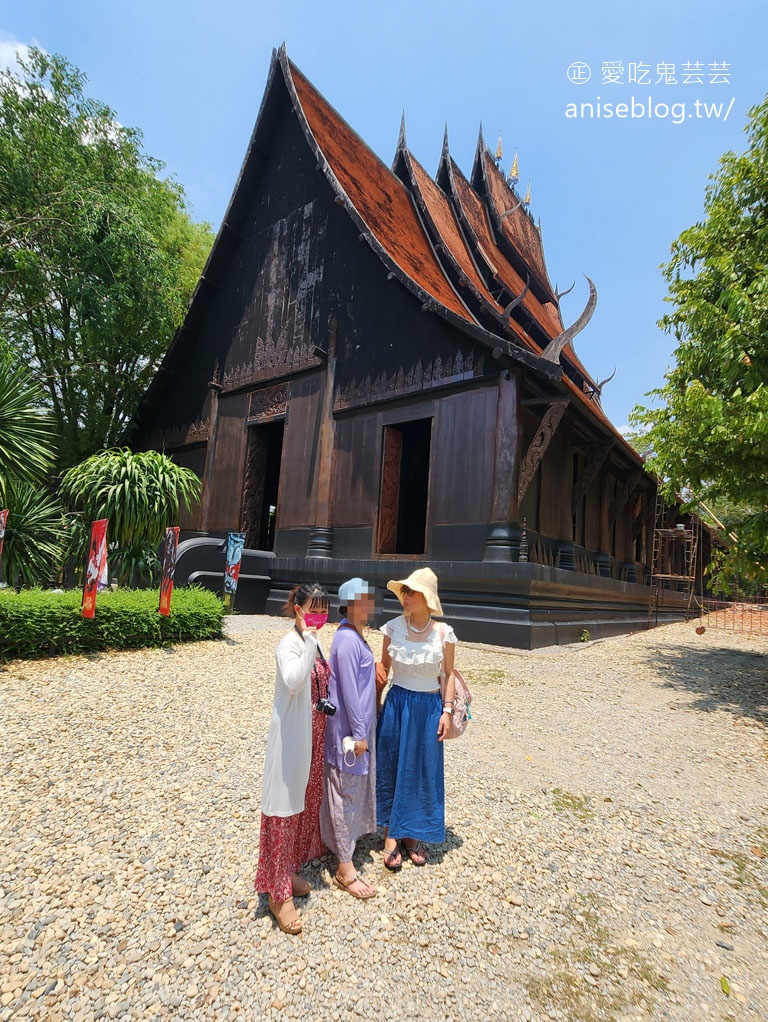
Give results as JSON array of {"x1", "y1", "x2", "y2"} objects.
[{"x1": 442, "y1": 704, "x2": 453, "y2": 713}]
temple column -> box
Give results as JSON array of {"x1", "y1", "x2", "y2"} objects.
[
  {"x1": 199, "y1": 367, "x2": 222, "y2": 533},
  {"x1": 306, "y1": 320, "x2": 337, "y2": 558},
  {"x1": 483, "y1": 370, "x2": 522, "y2": 562}
]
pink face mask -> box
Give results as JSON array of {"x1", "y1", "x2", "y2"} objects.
[{"x1": 304, "y1": 612, "x2": 328, "y2": 630}]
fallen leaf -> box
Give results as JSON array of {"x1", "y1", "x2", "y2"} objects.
[
  {"x1": 720, "y1": 976, "x2": 731, "y2": 996},
  {"x1": 750, "y1": 845, "x2": 765, "y2": 859}
]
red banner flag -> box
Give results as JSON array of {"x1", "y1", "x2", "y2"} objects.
[
  {"x1": 82, "y1": 519, "x2": 108, "y2": 619},
  {"x1": 158, "y1": 527, "x2": 180, "y2": 616},
  {"x1": 0, "y1": 509, "x2": 8, "y2": 573}
]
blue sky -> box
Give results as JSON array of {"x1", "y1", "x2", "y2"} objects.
[{"x1": 3, "y1": 0, "x2": 766, "y2": 431}]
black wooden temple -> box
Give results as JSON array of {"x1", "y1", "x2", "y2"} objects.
[{"x1": 129, "y1": 46, "x2": 709, "y2": 646}]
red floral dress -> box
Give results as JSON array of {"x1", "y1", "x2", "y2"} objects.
[{"x1": 254, "y1": 654, "x2": 330, "y2": 900}]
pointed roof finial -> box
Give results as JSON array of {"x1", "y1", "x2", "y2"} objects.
[
  {"x1": 495, "y1": 131, "x2": 503, "y2": 166},
  {"x1": 508, "y1": 151, "x2": 519, "y2": 186},
  {"x1": 442, "y1": 121, "x2": 450, "y2": 159},
  {"x1": 398, "y1": 111, "x2": 407, "y2": 150},
  {"x1": 524, "y1": 180, "x2": 531, "y2": 206}
]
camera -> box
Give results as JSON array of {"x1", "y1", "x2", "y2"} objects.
[{"x1": 315, "y1": 697, "x2": 337, "y2": 716}]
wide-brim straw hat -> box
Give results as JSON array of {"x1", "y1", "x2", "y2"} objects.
[{"x1": 387, "y1": 567, "x2": 443, "y2": 617}]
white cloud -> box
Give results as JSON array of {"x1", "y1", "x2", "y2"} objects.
[{"x1": 0, "y1": 32, "x2": 45, "y2": 74}]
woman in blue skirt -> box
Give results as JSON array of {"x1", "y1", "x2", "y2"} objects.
[{"x1": 376, "y1": 568, "x2": 457, "y2": 870}]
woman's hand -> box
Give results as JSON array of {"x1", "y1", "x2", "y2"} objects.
[
  {"x1": 437, "y1": 711, "x2": 452, "y2": 742},
  {"x1": 354, "y1": 739, "x2": 368, "y2": 757},
  {"x1": 375, "y1": 661, "x2": 389, "y2": 693}
]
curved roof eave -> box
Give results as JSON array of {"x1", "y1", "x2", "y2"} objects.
[{"x1": 398, "y1": 146, "x2": 545, "y2": 358}]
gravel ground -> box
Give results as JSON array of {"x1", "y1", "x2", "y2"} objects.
[{"x1": 1, "y1": 616, "x2": 767, "y2": 1022}]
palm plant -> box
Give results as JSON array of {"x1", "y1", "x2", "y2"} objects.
[
  {"x1": 0, "y1": 360, "x2": 65, "y2": 586},
  {"x1": 60, "y1": 448, "x2": 201, "y2": 586},
  {"x1": 0, "y1": 479, "x2": 67, "y2": 587},
  {"x1": 0, "y1": 359, "x2": 58, "y2": 501}
]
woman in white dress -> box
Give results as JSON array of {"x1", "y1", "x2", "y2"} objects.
[{"x1": 375, "y1": 568, "x2": 456, "y2": 870}]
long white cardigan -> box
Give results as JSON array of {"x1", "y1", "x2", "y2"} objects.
[{"x1": 261, "y1": 628, "x2": 321, "y2": 817}]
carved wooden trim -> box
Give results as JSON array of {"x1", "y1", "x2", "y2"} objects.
[
  {"x1": 377, "y1": 426, "x2": 403, "y2": 553},
  {"x1": 608, "y1": 469, "x2": 645, "y2": 528},
  {"x1": 145, "y1": 418, "x2": 210, "y2": 451},
  {"x1": 240, "y1": 427, "x2": 268, "y2": 547},
  {"x1": 633, "y1": 492, "x2": 656, "y2": 538},
  {"x1": 221, "y1": 333, "x2": 322, "y2": 394},
  {"x1": 571, "y1": 441, "x2": 613, "y2": 509},
  {"x1": 334, "y1": 348, "x2": 486, "y2": 412},
  {"x1": 246, "y1": 385, "x2": 288, "y2": 424},
  {"x1": 517, "y1": 401, "x2": 568, "y2": 504}
]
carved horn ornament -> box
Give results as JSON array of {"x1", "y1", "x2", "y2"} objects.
[
  {"x1": 541, "y1": 276, "x2": 597, "y2": 363},
  {"x1": 502, "y1": 274, "x2": 530, "y2": 316},
  {"x1": 555, "y1": 281, "x2": 575, "y2": 302},
  {"x1": 499, "y1": 199, "x2": 524, "y2": 221},
  {"x1": 594, "y1": 366, "x2": 616, "y2": 396}
]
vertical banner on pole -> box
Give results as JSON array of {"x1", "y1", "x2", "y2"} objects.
[
  {"x1": 97, "y1": 545, "x2": 109, "y2": 591},
  {"x1": 0, "y1": 509, "x2": 8, "y2": 580},
  {"x1": 82, "y1": 518, "x2": 109, "y2": 619},
  {"x1": 158, "y1": 527, "x2": 180, "y2": 616},
  {"x1": 223, "y1": 531, "x2": 246, "y2": 612}
]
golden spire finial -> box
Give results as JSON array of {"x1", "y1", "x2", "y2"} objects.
[
  {"x1": 508, "y1": 151, "x2": 519, "y2": 186},
  {"x1": 524, "y1": 180, "x2": 531, "y2": 206},
  {"x1": 495, "y1": 131, "x2": 503, "y2": 164}
]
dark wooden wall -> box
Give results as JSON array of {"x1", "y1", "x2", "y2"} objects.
[{"x1": 430, "y1": 388, "x2": 497, "y2": 526}]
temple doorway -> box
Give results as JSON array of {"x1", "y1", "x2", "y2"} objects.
[
  {"x1": 377, "y1": 417, "x2": 432, "y2": 555},
  {"x1": 241, "y1": 420, "x2": 284, "y2": 550}
]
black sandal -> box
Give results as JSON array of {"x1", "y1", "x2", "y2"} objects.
[
  {"x1": 383, "y1": 845, "x2": 402, "y2": 872},
  {"x1": 401, "y1": 840, "x2": 427, "y2": 866}
]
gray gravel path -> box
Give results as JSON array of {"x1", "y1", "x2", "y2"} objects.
[{"x1": 1, "y1": 617, "x2": 767, "y2": 1021}]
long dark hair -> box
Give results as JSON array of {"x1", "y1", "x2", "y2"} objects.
[{"x1": 282, "y1": 583, "x2": 329, "y2": 616}]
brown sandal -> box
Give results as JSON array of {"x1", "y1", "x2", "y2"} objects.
[
  {"x1": 268, "y1": 895, "x2": 302, "y2": 935},
  {"x1": 334, "y1": 871, "x2": 377, "y2": 899}
]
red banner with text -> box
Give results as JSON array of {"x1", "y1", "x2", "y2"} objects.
[
  {"x1": 0, "y1": 509, "x2": 8, "y2": 580},
  {"x1": 82, "y1": 518, "x2": 109, "y2": 619},
  {"x1": 158, "y1": 527, "x2": 180, "y2": 616}
]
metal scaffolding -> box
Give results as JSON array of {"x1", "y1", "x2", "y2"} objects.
[{"x1": 649, "y1": 493, "x2": 700, "y2": 625}]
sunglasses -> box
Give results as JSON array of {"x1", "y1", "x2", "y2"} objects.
[{"x1": 400, "y1": 586, "x2": 415, "y2": 597}]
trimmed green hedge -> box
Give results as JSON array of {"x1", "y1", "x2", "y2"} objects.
[{"x1": 0, "y1": 586, "x2": 225, "y2": 662}]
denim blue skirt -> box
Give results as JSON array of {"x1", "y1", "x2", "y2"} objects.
[{"x1": 376, "y1": 684, "x2": 445, "y2": 843}]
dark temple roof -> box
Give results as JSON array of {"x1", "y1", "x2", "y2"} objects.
[{"x1": 134, "y1": 45, "x2": 638, "y2": 455}]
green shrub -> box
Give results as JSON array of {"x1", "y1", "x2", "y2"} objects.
[{"x1": 0, "y1": 586, "x2": 224, "y2": 662}]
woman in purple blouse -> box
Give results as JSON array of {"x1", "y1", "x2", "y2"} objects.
[{"x1": 319, "y1": 577, "x2": 378, "y2": 900}]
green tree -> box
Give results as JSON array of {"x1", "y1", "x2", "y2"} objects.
[
  {"x1": 631, "y1": 94, "x2": 768, "y2": 588},
  {"x1": 0, "y1": 48, "x2": 213, "y2": 470},
  {"x1": 60, "y1": 448, "x2": 201, "y2": 586}
]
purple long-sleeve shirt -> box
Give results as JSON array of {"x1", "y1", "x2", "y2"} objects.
[{"x1": 324, "y1": 621, "x2": 375, "y2": 775}]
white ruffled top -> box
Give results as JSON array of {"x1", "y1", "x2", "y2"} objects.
[{"x1": 380, "y1": 615, "x2": 457, "y2": 693}]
